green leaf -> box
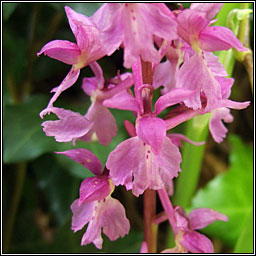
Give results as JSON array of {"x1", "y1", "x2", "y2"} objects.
[
  {"x1": 3, "y1": 3, "x2": 19, "y2": 21},
  {"x1": 190, "y1": 135, "x2": 253, "y2": 247},
  {"x1": 234, "y1": 207, "x2": 253, "y2": 253},
  {"x1": 31, "y1": 154, "x2": 80, "y2": 226},
  {"x1": 3, "y1": 94, "x2": 58, "y2": 163}
]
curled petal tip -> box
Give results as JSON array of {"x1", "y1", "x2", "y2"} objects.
[{"x1": 40, "y1": 108, "x2": 51, "y2": 119}]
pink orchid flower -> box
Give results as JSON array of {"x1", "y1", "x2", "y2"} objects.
[
  {"x1": 105, "y1": 58, "x2": 196, "y2": 196},
  {"x1": 37, "y1": 6, "x2": 106, "y2": 118},
  {"x1": 174, "y1": 3, "x2": 247, "y2": 112},
  {"x1": 90, "y1": 3, "x2": 177, "y2": 68},
  {"x1": 41, "y1": 107, "x2": 93, "y2": 143},
  {"x1": 56, "y1": 148, "x2": 130, "y2": 249},
  {"x1": 162, "y1": 206, "x2": 228, "y2": 253},
  {"x1": 79, "y1": 62, "x2": 133, "y2": 146}
]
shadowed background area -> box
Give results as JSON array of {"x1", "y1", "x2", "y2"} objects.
[{"x1": 2, "y1": 2, "x2": 253, "y2": 253}]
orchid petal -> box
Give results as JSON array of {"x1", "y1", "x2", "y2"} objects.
[
  {"x1": 37, "y1": 40, "x2": 81, "y2": 65},
  {"x1": 92, "y1": 3, "x2": 177, "y2": 68},
  {"x1": 173, "y1": 206, "x2": 189, "y2": 230},
  {"x1": 190, "y1": 3, "x2": 223, "y2": 20},
  {"x1": 41, "y1": 107, "x2": 92, "y2": 142},
  {"x1": 218, "y1": 99, "x2": 250, "y2": 110},
  {"x1": 55, "y1": 148, "x2": 103, "y2": 176},
  {"x1": 79, "y1": 176, "x2": 110, "y2": 204},
  {"x1": 154, "y1": 88, "x2": 196, "y2": 115},
  {"x1": 89, "y1": 62, "x2": 104, "y2": 89},
  {"x1": 101, "y1": 197, "x2": 130, "y2": 241},
  {"x1": 81, "y1": 197, "x2": 130, "y2": 249},
  {"x1": 180, "y1": 230, "x2": 214, "y2": 253},
  {"x1": 122, "y1": 3, "x2": 177, "y2": 68},
  {"x1": 209, "y1": 108, "x2": 233, "y2": 143},
  {"x1": 177, "y1": 9, "x2": 209, "y2": 43},
  {"x1": 64, "y1": 6, "x2": 106, "y2": 64},
  {"x1": 132, "y1": 57, "x2": 143, "y2": 99},
  {"x1": 216, "y1": 76, "x2": 234, "y2": 99},
  {"x1": 199, "y1": 26, "x2": 248, "y2": 52},
  {"x1": 40, "y1": 67, "x2": 80, "y2": 118},
  {"x1": 70, "y1": 199, "x2": 94, "y2": 232},
  {"x1": 176, "y1": 53, "x2": 221, "y2": 111},
  {"x1": 124, "y1": 120, "x2": 137, "y2": 137},
  {"x1": 153, "y1": 60, "x2": 178, "y2": 93},
  {"x1": 107, "y1": 136, "x2": 181, "y2": 197},
  {"x1": 103, "y1": 90, "x2": 139, "y2": 112},
  {"x1": 136, "y1": 116, "x2": 166, "y2": 154},
  {"x1": 98, "y1": 75, "x2": 134, "y2": 101},
  {"x1": 153, "y1": 60, "x2": 172, "y2": 90},
  {"x1": 106, "y1": 137, "x2": 140, "y2": 193},
  {"x1": 156, "y1": 138, "x2": 181, "y2": 195},
  {"x1": 65, "y1": 6, "x2": 96, "y2": 43},
  {"x1": 91, "y1": 3, "x2": 123, "y2": 56},
  {"x1": 85, "y1": 102, "x2": 118, "y2": 146},
  {"x1": 189, "y1": 208, "x2": 228, "y2": 230},
  {"x1": 82, "y1": 77, "x2": 98, "y2": 97},
  {"x1": 204, "y1": 52, "x2": 228, "y2": 77},
  {"x1": 167, "y1": 133, "x2": 205, "y2": 147}
]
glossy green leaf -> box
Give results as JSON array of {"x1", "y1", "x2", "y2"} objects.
[
  {"x1": 190, "y1": 135, "x2": 253, "y2": 247},
  {"x1": 3, "y1": 94, "x2": 58, "y2": 163}
]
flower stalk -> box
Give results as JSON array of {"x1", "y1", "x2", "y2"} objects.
[{"x1": 141, "y1": 59, "x2": 158, "y2": 253}]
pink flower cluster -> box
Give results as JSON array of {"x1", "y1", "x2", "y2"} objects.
[{"x1": 38, "y1": 3, "x2": 249, "y2": 253}]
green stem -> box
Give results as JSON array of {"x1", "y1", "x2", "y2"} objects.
[
  {"x1": 3, "y1": 163, "x2": 27, "y2": 253},
  {"x1": 237, "y1": 3, "x2": 250, "y2": 43},
  {"x1": 238, "y1": 3, "x2": 253, "y2": 92},
  {"x1": 173, "y1": 114, "x2": 210, "y2": 208}
]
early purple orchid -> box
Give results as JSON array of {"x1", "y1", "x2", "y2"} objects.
[
  {"x1": 41, "y1": 107, "x2": 93, "y2": 143},
  {"x1": 79, "y1": 62, "x2": 133, "y2": 146},
  {"x1": 38, "y1": 6, "x2": 106, "y2": 118},
  {"x1": 161, "y1": 206, "x2": 228, "y2": 253},
  {"x1": 41, "y1": 62, "x2": 133, "y2": 145},
  {"x1": 37, "y1": 3, "x2": 251, "y2": 253},
  {"x1": 90, "y1": 3, "x2": 177, "y2": 68},
  {"x1": 175, "y1": 3, "x2": 247, "y2": 112},
  {"x1": 105, "y1": 58, "x2": 196, "y2": 196},
  {"x1": 154, "y1": 35, "x2": 250, "y2": 144},
  {"x1": 56, "y1": 148, "x2": 130, "y2": 249}
]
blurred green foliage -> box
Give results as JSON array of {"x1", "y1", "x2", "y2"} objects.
[
  {"x1": 190, "y1": 135, "x2": 253, "y2": 250},
  {"x1": 2, "y1": 2, "x2": 253, "y2": 254}
]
